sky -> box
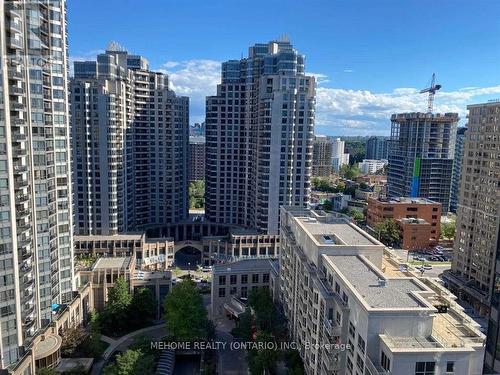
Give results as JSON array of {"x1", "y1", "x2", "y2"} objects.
[{"x1": 68, "y1": 0, "x2": 500, "y2": 136}]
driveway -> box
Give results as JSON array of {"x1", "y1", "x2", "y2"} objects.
[{"x1": 214, "y1": 317, "x2": 248, "y2": 375}]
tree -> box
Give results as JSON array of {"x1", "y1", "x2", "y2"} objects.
[
  {"x1": 231, "y1": 308, "x2": 253, "y2": 341},
  {"x1": 321, "y1": 200, "x2": 333, "y2": 211},
  {"x1": 311, "y1": 177, "x2": 336, "y2": 193},
  {"x1": 340, "y1": 164, "x2": 360, "y2": 180},
  {"x1": 248, "y1": 288, "x2": 275, "y2": 332},
  {"x1": 189, "y1": 180, "x2": 205, "y2": 209},
  {"x1": 374, "y1": 219, "x2": 402, "y2": 246},
  {"x1": 102, "y1": 277, "x2": 132, "y2": 334},
  {"x1": 103, "y1": 349, "x2": 155, "y2": 375},
  {"x1": 163, "y1": 280, "x2": 208, "y2": 341},
  {"x1": 129, "y1": 287, "x2": 156, "y2": 329},
  {"x1": 284, "y1": 349, "x2": 305, "y2": 375},
  {"x1": 248, "y1": 332, "x2": 280, "y2": 375},
  {"x1": 350, "y1": 209, "x2": 365, "y2": 222},
  {"x1": 441, "y1": 219, "x2": 456, "y2": 240},
  {"x1": 83, "y1": 311, "x2": 106, "y2": 358},
  {"x1": 61, "y1": 325, "x2": 87, "y2": 357}
]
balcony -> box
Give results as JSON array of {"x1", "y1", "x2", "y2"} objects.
[
  {"x1": 9, "y1": 86, "x2": 24, "y2": 95},
  {"x1": 323, "y1": 318, "x2": 342, "y2": 337},
  {"x1": 9, "y1": 37, "x2": 23, "y2": 50}
]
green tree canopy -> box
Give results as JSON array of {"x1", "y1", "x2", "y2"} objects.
[
  {"x1": 374, "y1": 219, "x2": 402, "y2": 246},
  {"x1": 163, "y1": 280, "x2": 208, "y2": 341},
  {"x1": 441, "y1": 219, "x2": 456, "y2": 240},
  {"x1": 102, "y1": 277, "x2": 132, "y2": 334},
  {"x1": 248, "y1": 331, "x2": 280, "y2": 375},
  {"x1": 129, "y1": 287, "x2": 156, "y2": 328},
  {"x1": 103, "y1": 349, "x2": 154, "y2": 375},
  {"x1": 340, "y1": 164, "x2": 360, "y2": 180}
]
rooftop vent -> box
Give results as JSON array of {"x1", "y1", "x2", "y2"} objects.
[
  {"x1": 323, "y1": 235, "x2": 335, "y2": 244},
  {"x1": 378, "y1": 279, "x2": 386, "y2": 287}
]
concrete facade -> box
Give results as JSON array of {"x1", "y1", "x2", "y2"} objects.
[
  {"x1": 367, "y1": 197, "x2": 442, "y2": 249},
  {"x1": 445, "y1": 102, "x2": 500, "y2": 318},
  {"x1": 205, "y1": 40, "x2": 315, "y2": 234},
  {"x1": 0, "y1": 0, "x2": 75, "y2": 368},
  {"x1": 71, "y1": 46, "x2": 189, "y2": 235},
  {"x1": 312, "y1": 135, "x2": 333, "y2": 177},
  {"x1": 279, "y1": 207, "x2": 485, "y2": 375},
  {"x1": 388, "y1": 112, "x2": 458, "y2": 214}
]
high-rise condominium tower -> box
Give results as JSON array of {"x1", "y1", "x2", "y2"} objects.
[
  {"x1": 71, "y1": 45, "x2": 189, "y2": 235},
  {"x1": 449, "y1": 126, "x2": 467, "y2": 213},
  {"x1": 446, "y1": 102, "x2": 499, "y2": 317},
  {"x1": 312, "y1": 135, "x2": 333, "y2": 177},
  {"x1": 388, "y1": 112, "x2": 458, "y2": 213},
  {"x1": 205, "y1": 40, "x2": 315, "y2": 234},
  {"x1": 0, "y1": 0, "x2": 74, "y2": 366},
  {"x1": 366, "y1": 136, "x2": 389, "y2": 160},
  {"x1": 331, "y1": 137, "x2": 349, "y2": 171}
]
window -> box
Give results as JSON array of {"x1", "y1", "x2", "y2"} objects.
[
  {"x1": 218, "y1": 275, "x2": 226, "y2": 285},
  {"x1": 415, "y1": 362, "x2": 435, "y2": 375},
  {"x1": 230, "y1": 275, "x2": 237, "y2": 285},
  {"x1": 381, "y1": 351, "x2": 390, "y2": 372},
  {"x1": 446, "y1": 362, "x2": 454, "y2": 373},
  {"x1": 263, "y1": 273, "x2": 270, "y2": 283},
  {"x1": 356, "y1": 353, "x2": 364, "y2": 370},
  {"x1": 252, "y1": 274, "x2": 259, "y2": 283},
  {"x1": 357, "y1": 334, "x2": 365, "y2": 354},
  {"x1": 241, "y1": 274, "x2": 248, "y2": 284},
  {"x1": 218, "y1": 288, "x2": 226, "y2": 297},
  {"x1": 349, "y1": 321, "x2": 355, "y2": 337}
]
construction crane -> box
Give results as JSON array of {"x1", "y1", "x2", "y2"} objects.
[{"x1": 420, "y1": 73, "x2": 441, "y2": 113}]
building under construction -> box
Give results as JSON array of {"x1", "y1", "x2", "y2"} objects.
[{"x1": 387, "y1": 112, "x2": 458, "y2": 213}]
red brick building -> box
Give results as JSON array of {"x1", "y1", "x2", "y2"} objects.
[{"x1": 367, "y1": 197, "x2": 441, "y2": 249}]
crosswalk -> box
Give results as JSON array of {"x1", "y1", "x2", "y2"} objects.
[{"x1": 156, "y1": 349, "x2": 175, "y2": 375}]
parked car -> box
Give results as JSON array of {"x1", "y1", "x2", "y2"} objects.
[{"x1": 423, "y1": 264, "x2": 433, "y2": 270}]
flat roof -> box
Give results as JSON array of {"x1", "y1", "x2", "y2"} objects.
[
  {"x1": 327, "y1": 255, "x2": 429, "y2": 309},
  {"x1": 373, "y1": 197, "x2": 440, "y2": 205},
  {"x1": 93, "y1": 257, "x2": 131, "y2": 271},
  {"x1": 34, "y1": 333, "x2": 62, "y2": 359},
  {"x1": 299, "y1": 218, "x2": 377, "y2": 246},
  {"x1": 213, "y1": 258, "x2": 275, "y2": 274},
  {"x1": 74, "y1": 233, "x2": 144, "y2": 242}
]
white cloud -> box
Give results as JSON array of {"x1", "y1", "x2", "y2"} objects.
[
  {"x1": 158, "y1": 59, "x2": 221, "y2": 123},
  {"x1": 154, "y1": 59, "x2": 500, "y2": 134},
  {"x1": 315, "y1": 83, "x2": 500, "y2": 134},
  {"x1": 343, "y1": 69, "x2": 354, "y2": 73}
]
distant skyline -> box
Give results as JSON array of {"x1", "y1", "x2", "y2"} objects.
[{"x1": 68, "y1": 0, "x2": 500, "y2": 135}]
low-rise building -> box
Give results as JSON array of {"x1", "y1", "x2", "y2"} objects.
[
  {"x1": 211, "y1": 258, "x2": 279, "y2": 317},
  {"x1": 358, "y1": 159, "x2": 388, "y2": 174},
  {"x1": 77, "y1": 257, "x2": 171, "y2": 316},
  {"x1": 367, "y1": 197, "x2": 441, "y2": 249},
  {"x1": 279, "y1": 207, "x2": 485, "y2": 375}
]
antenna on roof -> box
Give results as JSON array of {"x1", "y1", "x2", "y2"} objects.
[
  {"x1": 107, "y1": 41, "x2": 125, "y2": 52},
  {"x1": 278, "y1": 34, "x2": 290, "y2": 43}
]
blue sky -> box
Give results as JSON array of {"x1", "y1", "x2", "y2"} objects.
[{"x1": 68, "y1": 0, "x2": 500, "y2": 135}]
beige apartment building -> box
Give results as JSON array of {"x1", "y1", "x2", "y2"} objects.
[
  {"x1": 444, "y1": 101, "x2": 500, "y2": 316},
  {"x1": 279, "y1": 207, "x2": 484, "y2": 375}
]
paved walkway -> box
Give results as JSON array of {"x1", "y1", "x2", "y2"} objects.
[
  {"x1": 214, "y1": 317, "x2": 249, "y2": 375},
  {"x1": 91, "y1": 323, "x2": 166, "y2": 375}
]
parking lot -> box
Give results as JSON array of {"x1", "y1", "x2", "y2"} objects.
[{"x1": 389, "y1": 247, "x2": 453, "y2": 279}]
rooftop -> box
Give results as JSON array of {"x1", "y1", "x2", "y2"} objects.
[
  {"x1": 372, "y1": 197, "x2": 440, "y2": 206},
  {"x1": 299, "y1": 217, "x2": 377, "y2": 246},
  {"x1": 93, "y1": 257, "x2": 132, "y2": 271},
  {"x1": 33, "y1": 333, "x2": 62, "y2": 360},
  {"x1": 74, "y1": 233, "x2": 144, "y2": 242},
  {"x1": 213, "y1": 258, "x2": 276, "y2": 274},
  {"x1": 326, "y1": 255, "x2": 431, "y2": 309}
]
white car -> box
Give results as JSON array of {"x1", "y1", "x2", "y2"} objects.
[{"x1": 423, "y1": 265, "x2": 433, "y2": 270}]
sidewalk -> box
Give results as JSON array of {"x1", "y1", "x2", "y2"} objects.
[{"x1": 91, "y1": 323, "x2": 166, "y2": 375}]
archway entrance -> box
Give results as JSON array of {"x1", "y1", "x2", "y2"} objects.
[{"x1": 174, "y1": 246, "x2": 202, "y2": 270}]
